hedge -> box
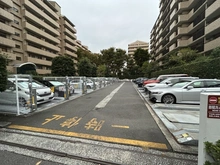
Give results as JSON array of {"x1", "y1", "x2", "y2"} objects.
[
  {"x1": 0, "y1": 55, "x2": 7, "y2": 92},
  {"x1": 151, "y1": 57, "x2": 220, "y2": 79}
]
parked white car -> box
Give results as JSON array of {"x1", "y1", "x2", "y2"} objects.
[
  {"x1": 144, "y1": 77, "x2": 199, "y2": 92},
  {"x1": 0, "y1": 78, "x2": 54, "y2": 107},
  {"x1": 149, "y1": 79, "x2": 220, "y2": 104}
]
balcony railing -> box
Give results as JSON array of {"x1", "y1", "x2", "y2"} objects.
[
  {"x1": 206, "y1": 0, "x2": 220, "y2": 18},
  {"x1": 205, "y1": 17, "x2": 220, "y2": 35},
  {"x1": 0, "y1": 36, "x2": 15, "y2": 47},
  {"x1": 0, "y1": 0, "x2": 13, "y2": 8},
  {"x1": 0, "y1": 8, "x2": 14, "y2": 21},
  {"x1": 0, "y1": 22, "x2": 14, "y2": 34}
]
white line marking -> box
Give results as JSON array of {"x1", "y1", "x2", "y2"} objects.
[{"x1": 95, "y1": 83, "x2": 124, "y2": 108}]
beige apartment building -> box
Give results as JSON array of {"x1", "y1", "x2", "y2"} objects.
[
  {"x1": 128, "y1": 40, "x2": 149, "y2": 57},
  {"x1": 0, "y1": 0, "x2": 84, "y2": 75},
  {"x1": 150, "y1": 0, "x2": 220, "y2": 63}
]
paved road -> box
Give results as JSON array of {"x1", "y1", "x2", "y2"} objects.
[{"x1": 2, "y1": 82, "x2": 171, "y2": 150}]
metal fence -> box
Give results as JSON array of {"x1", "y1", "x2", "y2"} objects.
[{"x1": 0, "y1": 75, "x2": 118, "y2": 116}]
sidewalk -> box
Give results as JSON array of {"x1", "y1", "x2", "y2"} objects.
[{"x1": 138, "y1": 87, "x2": 199, "y2": 154}]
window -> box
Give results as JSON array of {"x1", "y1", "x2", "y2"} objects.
[
  {"x1": 190, "y1": 81, "x2": 205, "y2": 88},
  {"x1": 15, "y1": 32, "x2": 20, "y2": 37},
  {"x1": 14, "y1": 20, "x2": 19, "y2": 25},
  {"x1": 12, "y1": 7, "x2": 18, "y2": 13},
  {"x1": 15, "y1": 44, "x2": 21, "y2": 48},
  {"x1": 16, "y1": 56, "x2": 21, "y2": 61}
]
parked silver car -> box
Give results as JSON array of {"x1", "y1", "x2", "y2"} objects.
[
  {"x1": 144, "y1": 77, "x2": 199, "y2": 93},
  {"x1": 149, "y1": 79, "x2": 220, "y2": 104}
]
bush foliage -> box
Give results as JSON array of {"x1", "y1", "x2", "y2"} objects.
[
  {"x1": 0, "y1": 55, "x2": 7, "y2": 92},
  {"x1": 151, "y1": 57, "x2": 220, "y2": 79},
  {"x1": 204, "y1": 140, "x2": 220, "y2": 165}
]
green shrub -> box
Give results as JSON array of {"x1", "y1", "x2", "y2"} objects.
[
  {"x1": 0, "y1": 55, "x2": 7, "y2": 92},
  {"x1": 204, "y1": 140, "x2": 220, "y2": 165},
  {"x1": 151, "y1": 57, "x2": 220, "y2": 79}
]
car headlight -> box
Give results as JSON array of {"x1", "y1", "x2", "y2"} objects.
[{"x1": 151, "y1": 91, "x2": 163, "y2": 94}]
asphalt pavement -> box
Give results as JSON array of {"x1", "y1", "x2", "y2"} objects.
[
  {"x1": 136, "y1": 86, "x2": 199, "y2": 154},
  {"x1": 0, "y1": 81, "x2": 199, "y2": 164}
]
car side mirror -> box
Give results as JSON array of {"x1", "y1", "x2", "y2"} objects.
[
  {"x1": 187, "y1": 86, "x2": 194, "y2": 90},
  {"x1": 166, "y1": 81, "x2": 171, "y2": 84}
]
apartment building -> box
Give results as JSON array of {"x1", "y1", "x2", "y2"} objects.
[
  {"x1": 150, "y1": 0, "x2": 220, "y2": 63},
  {"x1": 0, "y1": 0, "x2": 83, "y2": 75},
  {"x1": 59, "y1": 15, "x2": 78, "y2": 65},
  {"x1": 76, "y1": 40, "x2": 90, "y2": 52},
  {"x1": 128, "y1": 40, "x2": 149, "y2": 57}
]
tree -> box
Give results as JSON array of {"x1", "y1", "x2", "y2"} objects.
[
  {"x1": 51, "y1": 55, "x2": 76, "y2": 76},
  {"x1": 210, "y1": 47, "x2": 220, "y2": 58},
  {"x1": 78, "y1": 57, "x2": 94, "y2": 77},
  {"x1": 100, "y1": 47, "x2": 127, "y2": 77},
  {"x1": 76, "y1": 48, "x2": 101, "y2": 67},
  {"x1": 0, "y1": 54, "x2": 7, "y2": 92},
  {"x1": 97, "y1": 64, "x2": 107, "y2": 77},
  {"x1": 133, "y1": 48, "x2": 150, "y2": 67}
]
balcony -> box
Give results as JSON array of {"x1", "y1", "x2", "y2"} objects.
[
  {"x1": 0, "y1": 22, "x2": 14, "y2": 34},
  {"x1": 178, "y1": 1, "x2": 190, "y2": 11},
  {"x1": 24, "y1": 33, "x2": 60, "y2": 52},
  {"x1": 169, "y1": 32, "x2": 176, "y2": 41},
  {"x1": 64, "y1": 20, "x2": 76, "y2": 33},
  {"x1": 178, "y1": 14, "x2": 189, "y2": 23},
  {"x1": 64, "y1": 28, "x2": 77, "y2": 40},
  {"x1": 64, "y1": 42, "x2": 77, "y2": 52},
  {"x1": 205, "y1": 17, "x2": 220, "y2": 35},
  {"x1": 33, "y1": 0, "x2": 59, "y2": 20},
  {"x1": 206, "y1": 0, "x2": 220, "y2": 18},
  {"x1": 63, "y1": 35, "x2": 75, "y2": 44},
  {"x1": 177, "y1": 37, "x2": 193, "y2": 47},
  {"x1": 24, "y1": 45, "x2": 58, "y2": 58},
  {"x1": 169, "y1": 43, "x2": 176, "y2": 51},
  {"x1": 205, "y1": 37, "x2": 220, "y2": 52},
  {"x1": 23, "y1": 0, "x2": 59, "y2": 28},
  {"x1": 0, "y1": 8, "x2": 14, "y2": 21},
  {"x1": 0, "y1": 36, "x2": 15, "y2": 47},
  {"x1": 23, "y1": 10, "x2": 59, "y2": 36},
  {"x1": 178, "y1": 27, "x2": 188, "y2": 35},
  {"x1": 170, "y1": 20, "x2": 177, "y2": 31},
  {"x1": 170, "y1": 8, "x2": 177, "y2": 20},
  {"x1": 23, "y1": 21, "x2": 60, "y2": 44},
  {"x1": 65, "y1": 50, "x2": 77, "y2": 58},
  {"x1": 170, "y1": 0, "x2": 178, "y2": 10},
  {"x1": 0, "y1": 0, "x2": 13, "y2": 8},
  {"x1": 28, "y1": 57, "x2": 52, "y2": 66}
]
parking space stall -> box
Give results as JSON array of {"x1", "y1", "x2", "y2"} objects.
[{"x1": 0, "y1": 75, "x2": 35, "y2": 115}]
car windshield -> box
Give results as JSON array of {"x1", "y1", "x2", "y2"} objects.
[
  {"x1": 160, "y1": 79, "x2": 171, "y2": 84},
  {"x1": 49, "y1": 81, "x2": 64, "y2": 86},
  {"x1": 17, "y1": 80, "x2": 44, "y2": 88},
  {"x1": 171, "y1": 81, "x2": 190, "y2": 87}
]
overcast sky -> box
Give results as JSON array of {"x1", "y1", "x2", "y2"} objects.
[{"x1": 54, "y1": 0, "x2": 160, "y2": 53}]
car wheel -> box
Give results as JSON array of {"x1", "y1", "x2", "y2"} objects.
[
  {"x1": 87, "y1": 85, "x2": 91, "y2": 89},
  {"x1": 19, "y1": 97, "x2": 27, "y2": 107},
  {"x1": 162, "y1": 94, "x2": 176, "y2": 104}
]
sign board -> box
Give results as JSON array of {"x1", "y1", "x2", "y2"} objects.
[
  {"x1": 207, "y1": 95, "x2": 220, "y2": 119},
  {"x1": 198, "y1": 93, "x2": 220, "y2": 165}
]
